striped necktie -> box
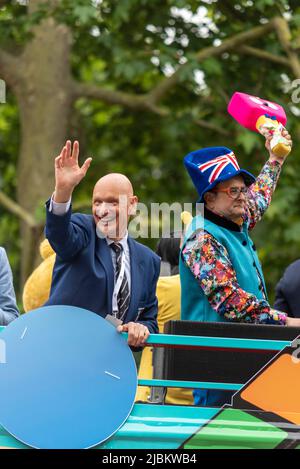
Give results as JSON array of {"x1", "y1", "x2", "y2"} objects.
[{"x1": 110, "y1": 242, "x2": 130, "y2": 320}]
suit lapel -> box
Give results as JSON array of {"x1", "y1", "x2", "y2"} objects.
[
  {"x1": 95, "y1": 237, "x2": 114, "y2": 314},
  {"x1": 127, "y1": 237, "x2": 142, "y2": 320}
]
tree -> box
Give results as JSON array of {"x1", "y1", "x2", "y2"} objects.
[{"x1": 0, "y1": 0, "x2": 300, "y2": 303}]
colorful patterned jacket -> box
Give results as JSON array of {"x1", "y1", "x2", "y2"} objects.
[{"x1": 181, "y1": 160, "x2": 286, "y2": 325}]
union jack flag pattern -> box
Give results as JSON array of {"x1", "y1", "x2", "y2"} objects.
[{"x1": 198, "y1": 152, "x2": 240, "y2": 184}]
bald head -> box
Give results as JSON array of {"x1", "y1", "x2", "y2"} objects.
[
  {"x1": 92, "y1": 173, "x2": 138, "y2": 240},
  {"x1": 94, "y1": 173, "x2": 134, "y2": 196}
]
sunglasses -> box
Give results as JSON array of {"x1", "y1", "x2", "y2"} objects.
[{"x1": 212, "y1": 187, "x2": 248, "y2": 200}]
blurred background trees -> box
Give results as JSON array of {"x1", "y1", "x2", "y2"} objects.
[{"x1": 0, "y1": 0, "x2": 300, "y2": 308}]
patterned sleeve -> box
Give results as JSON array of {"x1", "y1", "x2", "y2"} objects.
[
  {"x1": 182, "y1": 231, "x2": 287, "y2": 325},
  {"x1": 245, "y1": 160, "x2": 281, "y2": 231}
]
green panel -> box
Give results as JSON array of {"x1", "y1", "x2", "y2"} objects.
[
  {"x1": 97, "y1": 404, "x2": 220, "y2": 449},
  {"x1": 183, "y1": 408, "x2": 288, "y2": 449},
  {"x1": 0, "y1": 434, "x2": 28, "y2": 449},
  {"x1": 0, "y1": 404, "x2": 219, "y2": 450},
  {"x1": 0, "y1": 424, "x2": 28, "y2": 448}
]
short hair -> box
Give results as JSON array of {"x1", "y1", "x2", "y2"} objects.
[{"x1": 155, "y1": 232, "x2": 181, "y2": 274}]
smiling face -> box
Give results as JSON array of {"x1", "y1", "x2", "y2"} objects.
[
  {"x1": 204, "y1": 175, "x2": 248, "y2": 224},
  {"x1": 92, "y1": 174, "x2": 138, "y2": 240}
]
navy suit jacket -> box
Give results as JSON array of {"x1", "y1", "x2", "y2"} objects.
[
  {"x1": 0, "y1": 247, "x2": 19, "y2": 325},
  {"x1": 44, "y1": 201, "x2": 160, "y2": 333},
  {"x1": 274, "y1": 259, "x2": 300, "y2": 318}
]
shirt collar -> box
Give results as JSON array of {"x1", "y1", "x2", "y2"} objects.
[
  {"x1": 204, "y1": 207, "x2": 242, "y2": 232},
  {"x1": 106, "y1": 231, "x2": 129, "y2": 250}
]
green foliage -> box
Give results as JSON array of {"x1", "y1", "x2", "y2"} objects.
[{"x1": 1, "y1": 0, "x2": 300, "y2": 305}]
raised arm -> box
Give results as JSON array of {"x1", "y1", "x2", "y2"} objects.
[
  {"x1": 53, "y1": 140, "x2": 92, "y2": 203},
  {"x1": 246, "y1": 130, "x2": 292, "y2": 231},
  {"x1": 45, "y1": 141, "x2": 93, "y2": 261}
]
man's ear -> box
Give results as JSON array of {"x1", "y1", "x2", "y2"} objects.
[
  {"x1": 128, "y1": 195, "x2": 138, "y2": 216},
  {"x1": 204, "y1": 191, "x2": 216, "y2": 209}
]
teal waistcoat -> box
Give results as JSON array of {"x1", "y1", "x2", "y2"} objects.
[{"x1": 180, "y1": 214, "x2": 267, "y2": 322}]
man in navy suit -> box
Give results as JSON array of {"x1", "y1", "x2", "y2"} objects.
[
  {"x1": 0, "y1": 247, "x2": 19, "y2": 325},
  {"x1": 274, "y1": 260, "x2": 300, "y2": 318},
  {"x1": 45, "y1": 140, "x2": 160, "y2": 347}
]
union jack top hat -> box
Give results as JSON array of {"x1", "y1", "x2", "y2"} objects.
[{"x1": 184, "y1": 146, "x2": 256, "y2": 202}]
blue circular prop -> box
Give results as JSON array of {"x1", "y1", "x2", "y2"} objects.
[{"x1": 0, "y1": 306, "x2": 137, "y2": 449}]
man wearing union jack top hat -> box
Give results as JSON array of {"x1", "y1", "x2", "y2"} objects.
[{"x1": 180, "y1": 129, "x2": 300, "y2": 407}]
